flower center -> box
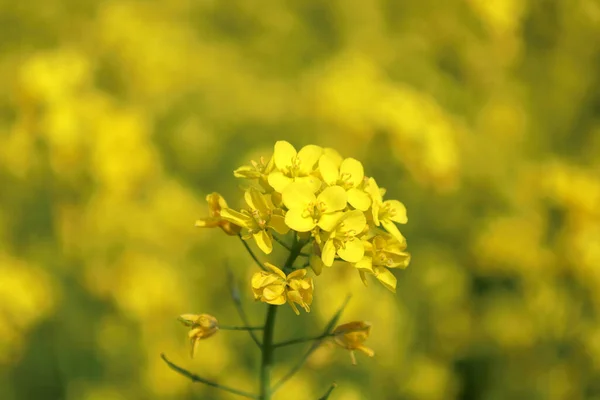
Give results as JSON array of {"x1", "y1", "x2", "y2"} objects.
[
  {"x1": 302, "y1": 201, "x2": 327, "y2": 223},
  {"x1": 250, "y1": 209, "x2": 271, "y2": 231},
  {"x1": 338, "y1": 172, "x2": 354, "y2": 189}
]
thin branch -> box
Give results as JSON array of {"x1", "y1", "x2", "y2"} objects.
[
  {"x1": 220, "y1": 326, "x2": 264, "y2": 331},
  {"x1": 226, "y1": 265, "x2": 262, "y2": 348},
  {"x1": 272, "y1": 295, "x2": 352, "y2": 393},
  {"x1": 318, "y1": 383, "x2": 337, "y2": 400},
  {"x1": 272, "y1": 234, "x2": 310, "y2": 257},
  {"x1": 161, "y1": 353, "x2": 258, "y2": 399},
  {"x1": 238, "y1": 234, "x2": 267, "y2": 271},
  {"x1": 273, "y1": 333, "x2": 334, "y2": 348}
]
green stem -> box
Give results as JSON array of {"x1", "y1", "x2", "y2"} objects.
[
  {"x1": 259, "y1": 234, "x2": 305, "y2": 400},
  {"x1": 220, "y1": 326, "x2": 264, "y2": 331},
  {"x1": 161, "y1": 353, "x2": 258, "y2": 399},
  {"x1": 259, "y1": 305, "x2": 278, "y2": 400},
  {"x1": 318, "y1": 383, "x2": 337, "y2": 400},
  {"x1": 272, "y1": 295, "x2": 351, "y2": 394}
]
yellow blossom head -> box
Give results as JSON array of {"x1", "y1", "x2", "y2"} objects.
[
  {"x1": 195, "y1": 193, "x2": 241, "y2": 236},
  {"x1": 321, "y1": 210, "x2": 367, "y2": 266},
  {"x1": 268, "y1": 140, "x2": 323, "y2": 192},
  {"x1": 178, "y1": 313, "x2": 219, "y2": 358},
  {"x1": 221, "y1": 188, "x2": 289, "y2": 254},
  {"x1": 283, "y1": 182, "x2": 347, "y2": 232},
  {"x1": 333, "y1": 321, "x2": 374, "y2": 365},
  {"x1": 251, "y1": 263, "x2": 288, "y2": 305}
]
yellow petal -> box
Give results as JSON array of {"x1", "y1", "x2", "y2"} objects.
[
  {"x1": 297, "y1": 144, "x2": 323, "y2": 174},
  {"x1": 263, "y1": 284, "x2": 286, "y2": 300},
  {"x1": 375, "y1": 268, "x2": 397, "y2": 293},
  {"x1": 269, "y1": 214, "x2": 289, "y2": 234},
  {"x1": 388, "y1": 252, "x2": 411, "y2": 269},
  {"x1": 282, "y1": 182, "x2": 316, "y2": 210},
  {"x1": 253, "y1": 230, "x2": 273, "y2": 254},
  {"x1": 354, "y1": 256, "x2": 374, "y2": 272},
  {"x1": 268, "y1": 171, "x2": 293, "y2": 193},
  {"x1": 273, "y1": 140, "x2": 297, "y2": 170},
  {"x1": 339, "y1": 210, "x2": 367, "y2": 234},
  {"x1": 195, "y1": 218, "x2": 219, "y2": 228},
  {"x1": 234, "y1": 165, "x2": 260, "y2": 179},
  {"x1": 356, "y1": 345, "x2": 375, "y2": 357},
  {"x1": 285, "y1": 208, "x2": 316, "y2": 232},
  {"x1": 366, "y1": 177, "x2": 382, "y2": 203},
  {"x1": 264, "y1": 262, "x2": 287, "y2": 279},
  {"x1": 294, "y1": 175, "x2": 322, "y2": 193},
  {"x1": 220, "y1": 208, "x2": 252, "y2": 227},
  {"x1": 318, "y1": 155, "x2": 340, "y2": 185},
  {"x1": 287, "y1": 296, "x2": 301, "y2": 315},
  {"x1": 322, "y1": 239, "x2": 336, "y2": 266},
  {"x1": 190, "y1": 337, "x2": 200, "y2": 358},
  {"x1": 385, "y1": 200, "x2": 408, "y2": 224},
  {"x1": 322, "y1": 148, "x2": 343, "y2": 166},
  {"x1": 372, "y1": 201, "x2": 381, "y2": 226},
  {"x1": 340, "y1": 158, "x2": 364, "y2": 187},
  {"x1": 252, "y1": 272, "x2": 267, "y2": 289},
  {"x1": 317, "y1": 186, "x2": 347, "y2": 212},
  {"x1": 337, "y1": 238, "x2": 364, "y2": 263},
  {"x1": 347, "y1": 188, "x2": 371, "y2": 211},
  {"x1": 381, "y1": 219, "x2": 403, "y2": 241},
  {"x1": 317, "y1": 211, "x2": 344, "y2": 232},
  {"x1": 358, "y1": 270, "x2": 369, "y2": 286},
  {"x1": 287, "y1": 269, "x2": 307, "y2": 280},
  {"x1": 245, "y1": 188, "x2": 270, "y2": 214}
]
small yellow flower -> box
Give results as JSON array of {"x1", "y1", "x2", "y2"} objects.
[
  {"x1": 178, "y1": 314, "x2": 219, "y2": 358},
  {"x1": 354, "y1": 234, "x2": 411, "y2": 292},
  {"x1": 286, "y1": 269, "x2": 314, "y2": 315},
  {"x1": 251, "y1": 263, "x2": 314, "y2": 315},
  {"x1": 251, "y1": 263, "x2": 288, "y2": 305},
  {"x1": 268, "y1": 140, "x2": 323, "y2": 193},
  {"x1": 366, "y1": 178, "x2": 408, "y2": 241},
  {"x1": 321, "y1": 210, "x2": 367, "y2": 266},
  {"x1": 221, "y1": 188, "x2": 289, "y2": 254},
  {"x1": 195, "y1": 193, "x2": 242, "y2": 236},
  {"x1": 319, "y1": 155, "x2": 371, "y2": 211},
  {"x1": 332, "y1": 321, "x2": 374, "y2": 365},
  {"x1": 283, "y1": 182, "x2": 347, "y2": 232},
  {"x1": 234, "y1": 155, "x2": 275, "y2": 191}
]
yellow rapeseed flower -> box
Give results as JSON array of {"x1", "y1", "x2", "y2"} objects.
[
  {"x1": 221, "y1": 187, "x2": 289, "y2": 254},
  {"x1": 319, "y1": 154, "x2": 371, "y2": 211},
  {"x1": 282, "y1": 182, "x2": 347, "y2": 232},
  {"x1": 251, "y1": 263, "x2": 314, "y2": 314},
  {"x1": 268, "y1": 140, "x2": 323, "y2": 193},
  {"x1": 178, "y1": 313, "x2": 219, "y2": 358},
  {"x1": 332, "y1": 321, "x2": 374, "y2": 365},
  {"x1": 252, "y1": 263, "x2": 288, "y2": 305},
  {"x1": 286, "y1": 269, "x2": 314, "y2": 315},
  {"x1": 354, "y1": 234, "x2": 411, "y2": 292},
  {"x1": 366, "y1": 178, "x2": 408, "y2": 241},
  {"x1": 321, "y1": 210, "x2": 367, "y2": 266},
  {"x1": 195, "y1": 192, "x2": 242, "y2": 236},
  {"x1": 234, "y1": 155, "x2": 274, "y2": 191}
]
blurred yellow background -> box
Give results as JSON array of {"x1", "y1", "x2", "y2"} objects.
[{"x1": 1, "y1": 0, "x2": 600, "y2": 399}]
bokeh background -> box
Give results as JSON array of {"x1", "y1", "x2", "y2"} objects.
[{"x1": 1, "y1": 0, "x2": 600, "y2": 399}]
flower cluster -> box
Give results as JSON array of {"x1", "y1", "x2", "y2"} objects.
[
  {"x1": 252, "y1": 263, "x2": 314, "y2": 315},
  {"x1": 196, "y1": 140, "x2": 410, "y2": 299}
]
